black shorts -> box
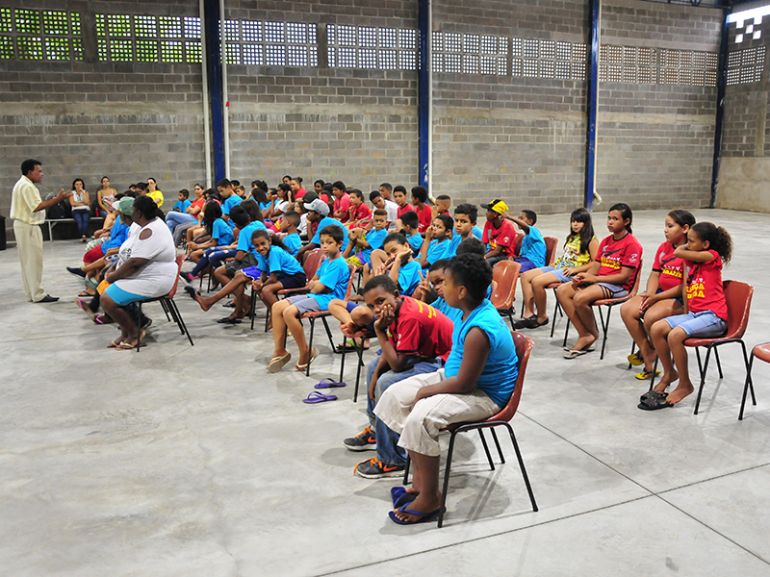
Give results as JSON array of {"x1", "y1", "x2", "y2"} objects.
[{"x1": 279, "y1": 272, "x2": 307, "y2": 289}]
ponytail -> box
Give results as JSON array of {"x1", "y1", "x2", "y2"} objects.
[{"x1": 692, "y1": 222, "x2": 732, "y2": 263}]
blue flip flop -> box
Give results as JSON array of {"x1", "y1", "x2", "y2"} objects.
[
  {"x1": 314, "y1": 378, "x2": 347, "y2": 390},
  {"x1": 390, "y1": 486, "x2": 417, "y2": 508},
  {"x1": 388, "y1": 503, "x2": 445, "y2": 525},
  {"x1": 302, "y1": 391, "x2": 338, "y2": 404}
]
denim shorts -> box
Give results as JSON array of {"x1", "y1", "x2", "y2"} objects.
[
  {"x1": 596, "y1": 282, "x2": 628, "y2": 298},
  {"x1": 664, "y1": 310, "x2": 727, "y2": 338},
  {"x1": 539, "y1": 265, "x2": 572, "y2": 284}
]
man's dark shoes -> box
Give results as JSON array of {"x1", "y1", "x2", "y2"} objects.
[{"x1": 36, "y1": 295, "x2": 60, "y2": 303}]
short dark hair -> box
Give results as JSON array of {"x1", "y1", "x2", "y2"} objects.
[
  {"x1": 319, "y1": 224, "x2": 344, "y2": 244},
  {"x1": 447, "y1": 253, "x2": 492, "y2": 304},
  {"x1": 369, "y1": 190, "x2": 382, "y2": 202},
  {"x1": 456, "y1": 237, "x2": 485, "y2": 256},
  {"x1": 241, "y1": 199, "x2": 263, "y2": 222},
  {"x1": 373, "y1": 208, "x2": 388, "y2": 218},
  {"x1": 133, "y1": 195, "x2": 161, "y2": 220},
  {"x1": 314, "y1": 179, "x2": 325, "y2": 187},
  {"x1": 363, "y1": 274, "x2": 398, "y2": 295},
  {"x1": 411, "y1": 186, "x2": 428, "y2": 203},
  {"x1": 384, "y1": 232, "x2": 408, "y2": 246},
  {"x1": 179, "y1": 188, "x2": 190, "y2": 199},
  {"x1": 332, "y1": 180, "x2": 346, "y2": 192},
  {"x1": 349, "y1": 188, "x2": 364, "y2": 200},
  {"x1": 429, "y1": 258, "x2": 451, "y2": 272},
  {"x1": 284, "y1": 211, "x2": 300, "y2": 227},
  {"x1": 379, "y1": 182, "x2": 393, "y2": 192},
  {"x1": 454, "y1": 203, "x2": 478, "y2": 224},
  {"x1": 401, "y1": 211, "x2": 419, "y2": 229},
  {"x1": 521, "y1": 209, "x2": 537, "y2": 224},
  {"x1": 231, "y1": 179, "x2": 241, "y2": 187},
  {"x1": 216, "y1": 178, "x2": 232, "y2": 189},
  {"x1": 436, "y1": 194, "x2": 451, "y2": 202},
  {"x1": 393, "y1": 185, "x2": 407, "y2": 194},
  {"x1": 230, "y1": 204, "x2": 251, "y2": 229},
  {"x1": 435, "y1": 213, "x2": 454, "y2": 232},
  {"x1": 21, "y1": 159, "x2": 41, "y2": 175}
]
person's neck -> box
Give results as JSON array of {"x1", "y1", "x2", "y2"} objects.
[
  {"x1": 285, "y1": 228, "x2": 297, "y2": 235},
  {"x1": 612, "y1": 230, "x2": 628, "y2": 240},
  {"x1": 460, "y1": 230, "x2": 471, "y2": 239},
  {"x1": 326, "y1": 251, "x2": 340, "y2": 259},
  {"x1": 459, "y1": 298, "x2": 482, "y2": 318}
]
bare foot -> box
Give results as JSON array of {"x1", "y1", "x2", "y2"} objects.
[
  {"x1": 195, "y1": 295, "x2": 213, "y2": 312},
  {"x1": 666, "y1": 382, "x2": 694, "y2": 405},
  {"x1": 654, "y1": 370, "x2": 679, "y2": 393},
  {"x1": 392, "y1": 493, "x2": 443, "y2": 523},
  {"x1": 573, "y1": 334, "x2": 597, "y2": 352}
]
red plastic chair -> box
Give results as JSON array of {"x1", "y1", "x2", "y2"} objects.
[
  {"x1": 560, "y1": 260, "x2": 643, "y2": 360},
  {"x1": 544, "y1": 236, "x2": 559, "y2": 267},
  {"x1": 136, "y1": 254, "x2": 194, "y2": 350},
  {"x1": 685, "y1": 280, "x2": 754, "y2": 416},
  {"x1": 402, "y1": 332, "x2": 538, "y2": 528},
  {"x1": 250, "y1": 248, "x2": 323, "y2": 330},
  {"x1": 300, "y1": 263, "x2": 358, "y2": 376},
  {"x1": 490, "y1": 260, "x2": 522, "y2": 330},
  {"x1": 741, "y1": 342, "x2": 768, "y2": 420}
]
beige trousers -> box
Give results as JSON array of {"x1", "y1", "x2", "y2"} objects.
[
  {"x1": 13, "y1": 220, "x2": 45, "y2": 302},
  {"x1": 374, "y1": 370, "x2": 500, "y2": 457}
]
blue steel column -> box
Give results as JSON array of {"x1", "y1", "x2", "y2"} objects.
[
  {"x1": 418, "y1": 0, "x2": 431, "y2": 189},
  {"x1": 584, "y1": 0, "x2": 601, "y2": 211},
  {"x1": 710, "y1": 8, "x2": 730, "y2": 209},
  {"x1": 204, "y1": 0, "x2": 226, "y2": 181}
]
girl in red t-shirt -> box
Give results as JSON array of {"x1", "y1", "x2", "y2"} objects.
[
  {"x1": 641, "y1": 222, "x2": 733, "y2": 411},
  {"x1": 556, "y1": 203, "x2": 643, "y2": 359},
  {"x1": 621, "y1": 210, "x2": 695, "y2": 381}
]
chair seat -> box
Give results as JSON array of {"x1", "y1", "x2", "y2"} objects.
[
  {"x1": 593, "y1": 295, "x2": 631, "y2": 307},
  {"x1": 685, "y1": 332, "x2": 743, "y2": 348},
  {"x1": 546, "y1": 282, "x2": 561, "y2": 289},
  {"x1": 752, "y1": 342, "x2": 770, "y2": 363},
  {"x1": 301, "y1": 310, "x2": 331, "y2": 320},
  {"x1": 277, "y1": 287, "x2": 309, "y2": 297}
]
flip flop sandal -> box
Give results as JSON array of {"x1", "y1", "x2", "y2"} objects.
[
  {"x1": 302, "y1": 391, "x2": 338, "y2": 404},
  {"x1": 627, "y1": 352, "x2": 645, "y2": 367},
  {"x1": 639, "y1": 390, "x2": 668, "y2": 403},
  {"x1": 388, "y1": 504, "x2": 445, "y2": 525},
  {"x1": 183, "y1": 285, "x2": 199, "y2": 300},
  {"x1": 635, "y1": 369, "x2": 661, "y2": 381},
  {"x1": 216, "y1": 317, "x2": 242, "y2": 324},
  {"x1": 563, "y1": 346, "x2": 595, "y2": 352},
  {"x1": 563, "y1": 349, "x2": 591, "y2": 359},
  {"x1": 295, "y1": 347, "x2": 319, "y2": 372},
  {"x1": 390, "y1": 486, "x2": 418, "y2": 508},
  {"x1": 116, "y1": 341, "x2": 138, "y2": 350},
  {"x1": 314, "y1": 378, "x2": 347, "y2": 389},
  {"x1": 267, "y1": 352, "x2": 291, "y2": 373},
  {"x1": 637, "y1": 396, "x2": 674, "y2": 411}
]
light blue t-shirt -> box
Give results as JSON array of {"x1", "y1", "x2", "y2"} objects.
[
  {"x1": 447, "y1": 227, "x2": 485, "y2": 257},
  {"x1": 425, "y1": 238, "x2": 452, "y2": 268},
  {"x1": 397, "y1": 259, "x2": 422, "y2": 296},
  {"x1": 102, "y1": 217, "x2": 128, "y2": 254},
  {"x1": 520, "y1": 225, "x2": 546, "y2": 268},
  {"x1": 473, "y1": 226, "x2": 483, "y2": 240},
  {"x1": 172, "y1": 199, "x2": 191, "y2": 213},
  {"x1": 256, "y1": 245, "x2": 305, "y2": 278},
  {"x1": 407, "y1": 232, "x2": 423, "y2": 255},
  {"x1": 309, "y1": 256, "x2": 350, "y2": 311},
  {"x1": 237, "y1": 221, "x2": 267, "y2": 253},
  {"x1": 211, "y1": 218, "x2": 234, "y2": 246},
  {"x1": 443, "y1": 299, "x2": 518, "y2": 408},
  {"x1": 283, "y1": 233, "x2": 302, "y2": 256},
  {"x1": 312, "y1": 217, "x2": 350, "y2": 252},
  {"x1": 429, "y1": 296, "x2": 463, "y2": 324},
  {"x1": 361, "y1": 228, "x2": 388, "y2": 264},
  {"x1": 223, "y1": 195, "x2": 243, "y2": 228}
]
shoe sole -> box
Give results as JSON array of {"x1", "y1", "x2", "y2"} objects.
[
  {"x1": 355, "y1": 468, "x2": 405, "y2": 479},
  {"x1": 343, "y1": 444, "x2": 377, "y2": 452},
  {"x1": 67, "y1": 270, "x2": 86, "y2": 279}
]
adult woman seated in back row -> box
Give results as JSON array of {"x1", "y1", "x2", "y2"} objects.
[{"x1": 101, "y1": 196, "x2": 178, "y2": 349}]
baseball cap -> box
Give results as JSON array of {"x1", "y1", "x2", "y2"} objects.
[
  {"x1": 480, "y1": 199, "x2": 508, "y2": 215},
  {"x1": 303, "y1": 197, "x2": 330, "y2": 216},
  {"x1": 113, "y1": 197, "x2": 135, "y2": 216}
]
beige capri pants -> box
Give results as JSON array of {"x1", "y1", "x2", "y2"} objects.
[{"x1": 373, "y1": 369, "x2": 501, "y2": 457}]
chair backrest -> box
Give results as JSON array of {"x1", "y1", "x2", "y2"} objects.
[
  {"x1": 343, "y1": 264, "x2": 357, "y2": 299},
  {"x1": 302, "y1": 249, "x2": 324, "y2": 280},
  {"x1": 514, "y1": 231, "x2": 524, "y2": 255},
  {"x1": 487, "y1": 332, "x2": 534, "y2": 423},
  {"x1": 168, "y1": 254, "x2": 186, "y2": 299},
  {"x1": 723, "y1": 280, "x2": 753, "y2": 339},
  {"x1": 544, "y1": 236, "x2": 559, "y2": 267},
  {"x1": 490, "y1": 260, "x2": 521, "y2": 311}
]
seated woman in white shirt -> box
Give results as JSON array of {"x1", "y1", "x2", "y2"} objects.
[{"x1": 101, "y1": 196, "x2": 178, "y2": 350}]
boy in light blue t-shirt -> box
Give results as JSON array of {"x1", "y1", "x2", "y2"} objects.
[
  {"x1": 269, "y1": 225, "x2": 351, "y2": 374},
  {"x1": 171, "y1": 189, "x2": 191, "y2": 213},
  {"x1": 279, "y1": 211, "x2": 302, "y2": 256},
  {"x1": 505, "y1": 209, "x2": 546, "y2": 273},
  {"x1": 345, "y1": 209, "x2": 389, "y2": 268}
]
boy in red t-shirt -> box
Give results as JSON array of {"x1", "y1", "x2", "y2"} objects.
[
  {"x1": 481, "y1": 199, "x2": 517, "y2": 267},
  {"x1": 346, "y1": 189, "x2": 373, "y2": 229},
  {"x1": 332, "y1": 180, "x2": 351, "y2": 222},
  {"x1": 343, "y1": 275, "x2": 454, "y2": 479},
  {"x1": 411, "y1": 186, "x2": 434, "y2": 233}
]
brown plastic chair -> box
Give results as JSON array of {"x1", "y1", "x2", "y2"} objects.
[
  {"x1": 136, "y1": 254, "x2": 194, "y2": 350},
  {"x1": 250, "y1": 248, "x2": 323, "y2": 330},
  {"x1": 490, "y1": 260, "x2": 522, "y2": 330},
  {"x1": 300, "y1": 263, "x2": 358, "y2": 376},
  {"x1": 544, "y1": 236, "x2": 559, "y2": 267},
  {"x1": 402, "y1": 332, "x2": 538, "y2": 528},
  {"x1": 741, "y1": 342, "x2": 769, "y2": 420},
  {"x1": 684, "y1": 280, "x2": 754, "y2": 416},
  {"x1": 560, "y1": 260, "x2": 643, "y2": 360}
]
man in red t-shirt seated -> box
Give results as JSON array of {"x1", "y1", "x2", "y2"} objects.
[
  {"x1": 343, "y1": 275, "x2": 454, "y2": 479},
  {"x1": 481, "y1": 199, "x2": 517, "y2": 267},
  {"x1": 332, "y1": 180, "x2": 351, "y2": 223}
]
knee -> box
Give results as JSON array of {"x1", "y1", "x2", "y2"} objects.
[
  {"x1": 667, "y1": 327, "x2": 687, "y2": 345},
  {"x1": 650, "y1": 319, "x2": 669, "y2": 339},
  {"x1": 573, "y1": 292, "x2": 592, "y2": 307},
  {"x1": 620, "y1": 301, "x2": 637, "y2": 320},
  {"x1": 282, "y1": 305, "x2": 298, "y2": 320}
]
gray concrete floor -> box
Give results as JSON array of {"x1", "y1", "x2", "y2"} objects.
[{"x1": 1, "y1": 208, "x2": 770, "y2": 577}]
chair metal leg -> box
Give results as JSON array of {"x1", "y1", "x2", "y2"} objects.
[
  {"x1": 739, "y1": 351, "x2": 755, "y2": 421},
  {"x1": 506, "y1": 423, "x2": 538, "y2": 512},
  {"x1": 339, "y1": 347, "x2": 347, "y2": 384},
  {"x1": 249, "y1": 289, "x2": 257, "y2": 330},
  {"x1": 402, "y1": 455, "x2": 410, "y2": 484},
  {"x1": 693, "y1": 346, "x2": 712, "y2": 415},
  {"x1": 649, "y1": 356, "x2": 659, "y2": 391},
  {"x1": 478, "y1": 429, "x2": 495, "y2": 471},
  {"x1": 169, "y1": 299, "x2": 194, "y2": 346},
  {"x1": 507, "y1": 311, "x2": 515, "y2": 332},
  {"x1": 306, "y1": 318, "x2": 315, "y2": 377},
  {"x1": 714, "y1": 346, "x2": 724, "y2": 379},
  {"x1": 135, "y1": 302, "x2": 143, "y2": 352},
  {"x1": 353, "y1": 339, "x2": 365, "y2": 403},
  {"x1": 550, "y1": 297, "x2": 559, "y2": 338},
  {"x1": 598, "y1": 305, "x2": 612, "y2": 360},
  {"x1": 490, "y1": 428, "x2": 505, "y2": 464},
  {"x1": 562, "y1": 318, "x2": 571, "y2": 348},
  {"x1": 438, "y1": 431, "x2": 459, "y2": 528},
  {"x1": 321, "y1": 317, "x2": 336, "y2": 351},
  {"x1": 628, "y1": 341, "x2": 636, "y2": 370},
  {"x1": 159, "y1": 298, "x2": 172, "y2": 322}
]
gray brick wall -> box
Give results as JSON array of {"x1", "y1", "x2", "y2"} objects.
[{"x1": 596, "y1": 0, "x2": 721, "y2": 210}]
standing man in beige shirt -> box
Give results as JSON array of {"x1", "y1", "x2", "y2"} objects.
[{"x1": 10, "y1": 159, "x2": 71, "y2": 303}]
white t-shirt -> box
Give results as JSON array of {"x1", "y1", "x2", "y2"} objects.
[
  {"x1": 114, "y1": 218, "x2": 177, "y2": 297},
  {"x1": 71, "y1": 190, "x2": 90, "y2": 211},
  {"x1": 384, "y1": 199, "x2": 399, "y2": 223},
  {"x1": 298, "y1": 213, "x2": 308, "y2": 236}
]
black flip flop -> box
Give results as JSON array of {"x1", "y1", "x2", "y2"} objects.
[
  {"x1": 638, "y1": 396, "x2": 674, "y2": 411},
  {"x1": 216, "y1": 317, "x2": 242, "y2": 324},
  {"x1": 639, "y1": 390, "x2": 667, "y2": 403},
  {"x1": 184, "y1": 285, "x2": 198, "y2": 300}
]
